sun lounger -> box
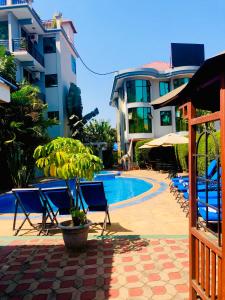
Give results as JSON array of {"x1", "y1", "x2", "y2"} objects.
[
  {"x1": 79, "y1": 181, "x2": 111, "y2": 235},
  {"x1": 12, "y1": 188, "x2": 54, "y2": 236}
]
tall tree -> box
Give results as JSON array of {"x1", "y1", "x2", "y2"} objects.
[
  {"x1": 66, "y1": 83, "x2": 99, "y2": 139},
  {"x1": 0, "y1": 83, "x2": 57, "y2": 189}
]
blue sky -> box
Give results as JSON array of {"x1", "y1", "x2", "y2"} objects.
[{"x1": 34, "y1": 0, "x2": 225, "y2": 126}]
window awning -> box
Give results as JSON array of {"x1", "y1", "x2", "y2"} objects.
[{"x1": 151, "y1": 84, "x2": 187, "y2": 109}]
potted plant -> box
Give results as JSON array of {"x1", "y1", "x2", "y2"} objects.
[{"x1": 33, "y1": 137, "x2": 103, "y2": 250}]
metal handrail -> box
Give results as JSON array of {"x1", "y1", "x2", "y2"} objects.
[{"x1": 13, "y1": 38, "x2": 44, "y2": 67}]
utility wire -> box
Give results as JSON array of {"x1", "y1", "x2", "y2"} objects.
[{"x1": 76, "y1": 49, "x2": 118, "y2": 76}]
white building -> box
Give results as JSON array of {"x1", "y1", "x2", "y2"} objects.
[
  {"x1": 110, "y1": 61, "x2": 199, "y2": 155},
  {"x1": 0, "y1": 75, "x2": 16, "y2": 102},
  {"x1": 0, "y1": 0, "x2": 78, "y2": 137}
]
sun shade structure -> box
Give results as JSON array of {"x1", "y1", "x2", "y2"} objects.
[
  {"x1": 145, "y1": 133, "x2": 188, "y2": 147},
  {"x1": 158, "y1": 51, "x2": 225, "y2": 299},
  {"x1": 138, "y1": 144, "x2": 155, "y2": 149},
  {"x1": 151, "y1": 84, "x2": 187, "y2": 108}
]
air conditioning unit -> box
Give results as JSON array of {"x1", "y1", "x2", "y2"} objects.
[
  {"x1": 30, "y1": 33, "x2": 38, "y2": 44},
  {"x1": 32, "y1": 72, "x2": 40, "y2": 81}
]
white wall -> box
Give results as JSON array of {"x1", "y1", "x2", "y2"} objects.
[{"x1": 0, "y1": 82, "x2": 10, "y2": 103}]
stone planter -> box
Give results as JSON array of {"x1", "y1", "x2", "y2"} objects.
[{"x1": 58, "y1": 220, "x2": 92, "y2": 250}]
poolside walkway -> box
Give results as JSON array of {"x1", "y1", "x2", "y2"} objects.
[{"x1": 0, "y1": 170, "x2": 189, "y2": 299}]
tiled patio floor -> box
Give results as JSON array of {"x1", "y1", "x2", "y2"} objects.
[{"x1": 0, "y1": 236, "x2": 189, "y2": 300}]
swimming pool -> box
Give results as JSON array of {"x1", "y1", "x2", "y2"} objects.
[{"x1": 0, "y1": 177, "x2": 152, "y2": 213}]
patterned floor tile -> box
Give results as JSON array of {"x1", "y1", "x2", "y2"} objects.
[{"x1": 0, "y1": 237, "x2": 189, "y2": 299}]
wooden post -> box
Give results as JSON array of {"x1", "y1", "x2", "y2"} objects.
[
  {"x1": 220, "y1": 74, "x2": 225, "y2": 299},
  {"x1": 187, "y1": 101, "x2": 197, "y2": 299}
]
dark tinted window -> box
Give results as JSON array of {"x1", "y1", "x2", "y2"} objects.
[
  {"x1": 48, "y1": 111, "x2": 59, "y2": 120},
  {"x1": 43, "y1": 37, "x2": 56, "y2": 54},
  {"x1": 159, "y1": 81, "x2": 170, "y2": 96},
  {"x1": 128, "y1": 107, "x2": 152, "y2": 133},
  {"x1": 160, "y1": 111, "x2": 172, "y2": 126},
  {"x1": 45, "y1": 74, "x2": 58, "y2": 87}
]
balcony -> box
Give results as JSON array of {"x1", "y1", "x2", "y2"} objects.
[
  {"x1": 0, "y1": 0, "x2": 32, "y2": 6},
  {"x1": 13, "y1": 38, "x2": 44, "y2": 67}
]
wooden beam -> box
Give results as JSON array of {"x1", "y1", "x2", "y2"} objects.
[
  {"x1": 188, "y1": 101, "x2": 197, "y2": 300},
  {"x1": 190, "y1": 111, "x2": 220, "y2": 126},
  {"x1": 219, "y1": 74, "x2": 225, "y2": 300}
]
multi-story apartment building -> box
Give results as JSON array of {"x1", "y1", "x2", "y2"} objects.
[
  {"x1": 0, "y1": 0, "x2": 78, "y2": 137},
  {"x1": 110, "y1": 61, "x2": 199, "y2": 155}
]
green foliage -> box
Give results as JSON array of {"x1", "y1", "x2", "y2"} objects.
[
  {"x1": 83, "y1": 119, "x2": 116, "y2": 147},
  {"x1": 134, "y1": 140, "x2": 152, "y2": 167},
  {"x1": 0, "y1": 83, "x2": 57, "y2": 188},
  {"x1": 70, "y1": 208, "x2": 87, "y2": 226},
  {"x1": 34, "y1": 137, "x2": 103, "y2": 181},
  {"x1": 34, "y1": 137, "x2": 103, "y2": 226},
  {"x1": 196, "y1": 131, "x2": 220, "y2": 175},
  {"x1": 175, "y1": 131, "x2": 220, "y2": 174},
  {"x1": 174, "y1": 143, "x2": 188, "y2": 172},
  {"x1": 0, "y1": 46, "x2": 17, "y2": 84}
]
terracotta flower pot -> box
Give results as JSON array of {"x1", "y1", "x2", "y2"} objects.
[{"x1": 58, "y1": 220, "x2": 92, "y2": 250}]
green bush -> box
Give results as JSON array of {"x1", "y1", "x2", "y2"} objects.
[
  {"x1": 197, "y1": 131, "x2": 220, "y2": 175},
  {"x1": 175, "y1": 131, "x2": 220, "y2": 174},
  {"x1": 175, "y1": 143, "x2": 188, "y2": 172},
  {"x1": 134, "y1": 140, "x2": 152, "y2": 167}
]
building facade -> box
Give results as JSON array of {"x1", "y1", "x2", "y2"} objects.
[
  {"x1": 0, "y1": 0, "x2": 78, "y2": 137},
  {"x1": 110, "y1": 61, "x2": 199, "y2": 155}
]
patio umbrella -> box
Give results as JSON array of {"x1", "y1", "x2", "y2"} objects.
[
  {"x1": 145, "y1": 133, "x2": 188, "y2": 147},
  {"x1": 139, "y1": 144, "x2": 155, "y2": 149}
]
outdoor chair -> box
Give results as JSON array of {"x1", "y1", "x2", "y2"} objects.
[
  {"x1": 79, "y1": 181, "x2": 111, "y2": 235},
  {"x1": 12, "y1": 188, "x2": 54, "y2": 236},
  {"x1": 170, "y1": 159, "x2": 217, "y2": 190},
  {"x1": 41, "y1": 187, "x2": 74, "y2": 224},
  {"x1": 198, "y1": 207, "x2": 222, "y2": 222}
]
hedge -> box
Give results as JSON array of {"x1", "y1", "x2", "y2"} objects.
[{"x1": 175, "y1": 131, "x2": 220, "y2": 174}]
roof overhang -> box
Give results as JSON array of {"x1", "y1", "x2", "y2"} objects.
[
  {"x1": 151, "y1": 84, "x2": 187, "y2": 109},
  {"x1": 153, "y1": 52, "x2": 225, "y2": 111},
  {"x1": 110, "y1": 65, "x2": 198, "y2": 106}
]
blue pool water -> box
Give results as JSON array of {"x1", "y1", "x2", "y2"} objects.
[{"x1": 0, "y1": 177, "x2": 152, "y2": 213}]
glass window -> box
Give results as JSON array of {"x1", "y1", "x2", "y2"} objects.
[
  {"x1": 128, "y1": 107, "x2": 152, "y2": 133},
  {"x1": 48, "y1": 111, "x2": 59, "y2": 120},
  {"x1": 43, "y1": 37, "x2": 56, "y2": 54},
  {"x1": 160, "y1": 111, "x2": 172, "y2": 126},
  {"x1": 126, "y1": 80, "x2": 151, "y2": 103},
  {"x1": 159, "y1": 81, "x2": 170, "y2": 96},
  {"x1": 173, "y1": 77, "x2": 190, "y2": 89},
  {"x1": 175, "y1": 107, "x2": 188, "y2": 131},
  {"x1": 71, "y1": 56, "x2": 76, "y2": 74},
  {"x1": 45, "y1": 74, "x2": 58, "y2": 88},
  {"x1": 0, "y1": 21, "x2": 8, "y2": 40}
]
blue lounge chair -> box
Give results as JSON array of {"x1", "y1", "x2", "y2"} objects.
[
  {"x1": 12, "y1": 188, "x2": 54, "y2": 236},
  {"x1": 79, "y1": 181, "x2": 111, "y2": 235},
  {"x1": 171, "y1": 159, "x2": 217, "y2": 189},
  {"x1": 198, "y1": 207, "x2": 222, "y2": 222},
  {"x1": 41, "y1": 187, "x2": 74, "y2": 223},
  {"x1": 175, "y1": 168, "x2": 221, "y2": 194}
]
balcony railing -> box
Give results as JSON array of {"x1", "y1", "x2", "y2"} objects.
[
  {"x1": 0, "y1": 0, "x2": 6, "y2": 5},
  {"x1": 0, "y1": 0, "x2": 32, "y2": 5},
  {"x1": 0, "y1": 40, "x2": 9, "y2": 49},
  {"x1": 13, "y1": 38, "x2": 45, "y2": 67}
]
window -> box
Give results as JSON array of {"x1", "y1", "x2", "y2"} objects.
[
  {"x1": 159, "y1": 81, "x2": 170, "y2": 96},
  {"x1": 126, "y1": 80, "x2": 151, "y2": 103},
  {"x1": 160, "y1": 111, "x2": 172, "y2": 126},
  {"x1": 43, "y1": 37, "x2": 56, "y2": 54},
  {"x1": 0, "y1": 21, "x2": 8, "y2": 40},
  {"x1": 71, "y1": 56, "x2": 76, "y2": 74},
  {"x1": 45, "y1": 74, "x2": 58, "y2": 88},
  {"x1": 173, "y1": 77, "x2": 190, "y2": 89},
  {"x1": 48, "y1": 111, "x2": 59, "y2": 120},
  {"x1": 128, "y1": 107, "x2": 152, "y2": 133}
]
